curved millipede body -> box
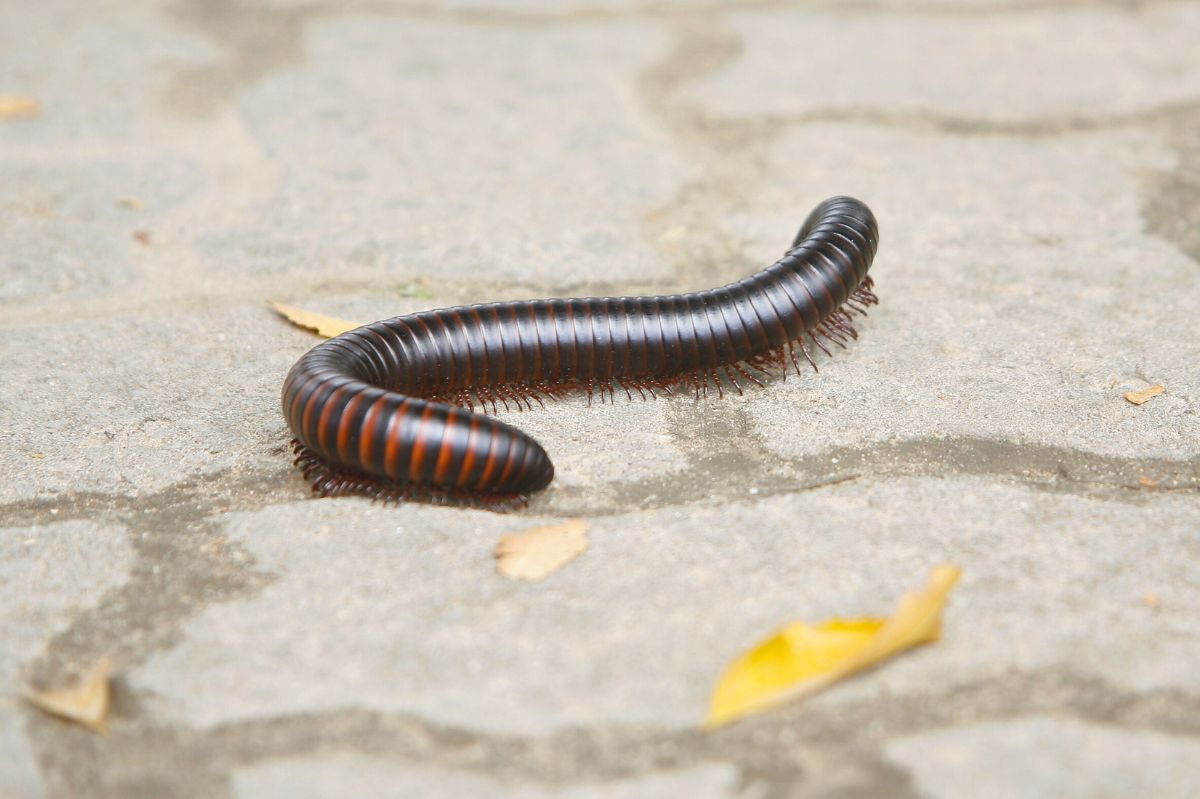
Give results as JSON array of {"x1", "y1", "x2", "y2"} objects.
[{"x1": 282, "y1": 196, "x2": 880, "y2": 510}]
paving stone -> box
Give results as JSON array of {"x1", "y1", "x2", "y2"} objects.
[
  {"x1": 5, "y1": 5, "x2": 689, "y2": 311},
  {"x1": 0, "y1": 305, "x2": 301, "y2": 503},
  {"x1": 0, "y1": 298, "x2": 687, "y2": 506},
  {"x1": 685, "y1": 5, "x2": 1200, "y2": 122},
  {"x1": 0, "y1": 1, "x2": 219, "y2": 148},
  {"x1": 258, "y1": 0, "x2": 757, "y2": 12},
  {"x1": 0, "y1": 715, "x2": 41, "y2": 799},
  {"x1": 0, "y1": 521, "x2": 134, "y2": 684},
  {"x1": 130, "y1": 479, "x2": 1197, "y2": 733},
  {"x1": 232, "y1": 757, "x2": 738, "y2": 799},
  {"x1": 884, "y1": 716, "x2": 1200, "y2": 799},
  {"x1": 195, "y1": 16, "x2": 690, "y2": 286},
  {"x1": 0, "y1": 521, "x2": 135, "y2": 799},
  {"x1": 0, "y1": 0, "x2": 280, "y2": 317},
  {"x1": 4, "y1": 0, "x2": 1198, "y2": 795},
  {"x1": 0, "y1": 158, "x2": 203, "y2": 307},
  {"x1": 724, "y1": 125, "x2": 1199, "y2": 460},
  {"x1": 493, "y1": 395, "x2": 689, "y2": 491},
  {"x1": 260, "y1": 0, "x2": 1068, "y2": 11}
]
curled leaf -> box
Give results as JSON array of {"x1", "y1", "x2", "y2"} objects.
[
  {"x1": 26, "y1": 656, "x2": 113, "y2": 732},
  {"x1": 496, "y1": 518, "x2": 589, "y2": 581},
  {"x1": 0, "y1": 96, "x2": 40, "y2": 118},
  {"x1": 706, "y1": 564, "x2": 962, "y2": 728},
  {"x1": 1124, "y1": 385, "x2": 1164, "y2": 405},
  {"x1": 269, "y1": 301, "x2": 361, "y2": 338}
]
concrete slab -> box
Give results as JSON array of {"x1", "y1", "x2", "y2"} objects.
[
  {"x1": 130, "y1": 480, "x2": 1198, "y2": 734},
  {"x1": 685, "y1": 5, "x2": 1200, "y2": 123},
  {"x1": 232, "y1": 758, "x2": 739, "y2": 799},
  {"x1": 0, "y1": 521, "x2": 134, "y2": 799},
  {"x1": 2, "y1": 0, "x2": 1197, "y2": 797},
  {"x1": 884, "y1": 716, "x2": 1200, "y2": 799}
]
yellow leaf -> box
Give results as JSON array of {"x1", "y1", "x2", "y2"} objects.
[
  {"x1": 0, "y1": 96, "x2": 40, "y2": 119},
  {"x1": 269, "y1": 301, "x2": 361, "y2": 338},
  {"x1": 496, "y1": 518, "x2": 589, "y2": 581},
  {"x1": 1124, "y1": 384, "x2": 1164, "y2": 405},
  {"x1": 26, "y1": 656, "x2": 113, "y2": 732},
  {"x1": 706, "y1": 564, "x2": 962, "y2": 728}
]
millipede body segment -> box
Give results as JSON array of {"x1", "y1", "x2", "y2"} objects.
[{"x1": 282, "y1": 196, "x2": 880, "y2": 510}]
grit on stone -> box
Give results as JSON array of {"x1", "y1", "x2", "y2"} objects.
[
  {"x1": 129, "y1": 481, "x2": 1198, "y2": 734},
  {"x1": 684, "y1": 5, "x2": 1200, "y2": 122},
  {"x1": 729, "y1": 125, "x2": 1198, "y2": 459},
  {"x1": 0, "y1": 523, "x2": 134, "y2": 798},
  {"x1": 883, "y1": 717, "x2": 1200, "y2": 799},
  {"x1": 198, "y1": 18, "x2": 690, "y2": 286},
  {"x1": 2, "y1": 0, "x2": 1197, "y2": 798},
  {"x1": 231, "y1": 758, "x2": 741, "y2": 799}
]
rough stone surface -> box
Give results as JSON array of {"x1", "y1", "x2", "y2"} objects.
[
  {"x1": 0, "y1": 522, "x2": 135, "y2": 799},
  {"x1": 199, "y1": 17, "x2": 689, "y2": 286},
  {"x1": 730, "y1": 126, "x2": 1198, "y2": 460},
  {"x1": 0, "y1": 307, "x2": 300, "y2": 502},
  {"x1": 131, "y1": 480, "x2": 1199, "y2": 735},
  {"x1": 232, "y1": 758, "x2": 740, "y2": 798},
  {"x1": 686, "y1": 5, "x2": 1200, "y2": 123},
  {"x1": 2, "y1": 0, "x2": 1198, "y2": 797},
  {"x1": 884, "y1": 716, "x2": 1200, "y2": 799}
]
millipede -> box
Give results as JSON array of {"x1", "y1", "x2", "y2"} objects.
[{"x1": 282, "y1": 196, "x2": 879, "y2": 511}]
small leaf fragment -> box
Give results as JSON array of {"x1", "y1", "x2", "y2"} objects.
[
  {"x1": 0, "y1": 96, "x2": 40, "y2": 118},
  {"x1": 706, "y1": 564, "x2": 962, "y2": 728},
  {"x1": 26, "y1": 657, "x2": 113, "y2": 732},
  {"x1": 496, "y1": 518, "x2": 589, "y2": 581},
  {"x1": 1124, "y1": 385, "x2": 1164, "y2": 405},
  {"x1": 269, "y1": 301, "x2": 362, "y2": 338}
]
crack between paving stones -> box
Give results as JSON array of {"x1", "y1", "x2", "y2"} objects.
[
  {"x1": 5, "y1": 434, "x2": 1197, "y2": 532},
  {"x1": 22, "y1": 666, "x2": 1200, "y2": 799},
  {"x1": 4, "y1": 435, "x2": 1196, "y2": 532},
  {"x1": 539, "y1": 431, "x2": 1200, "y2": 516},
  {"x1": 15, "y1": 5, "x2": 1200, "y2": 795},
  {"x1": 190, "y1": 0, "x2": 1200, "y2": 28}
]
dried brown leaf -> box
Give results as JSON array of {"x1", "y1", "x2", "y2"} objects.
[
  {"x1": 27, "y1": 657, "x2": 112, "y2": 732},
  {"x1": 496, "y1": 518, "x2": 589, "y2": 581},
  {"x1": 269, "y1": 301, "x2": 361, "y2": 338},
  {"x1": 1124, "y1": 385, "x2": 1164, "y2": 405},
  {"x1": 0, "y1": 96, "x2": 40, "y2": 119}
]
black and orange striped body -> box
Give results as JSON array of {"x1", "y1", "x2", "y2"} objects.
[{"x1": 282, "y1": 196, "x2": 880, "y2": 509}]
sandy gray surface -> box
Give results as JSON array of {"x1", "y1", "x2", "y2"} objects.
[{"x1": 2, "y1": 1, "x2": 1198, "y2": 797}]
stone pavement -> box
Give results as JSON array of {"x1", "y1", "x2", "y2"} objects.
[{"x1": 2, "y1": 1, "x2": 1198, "y2": 797}]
